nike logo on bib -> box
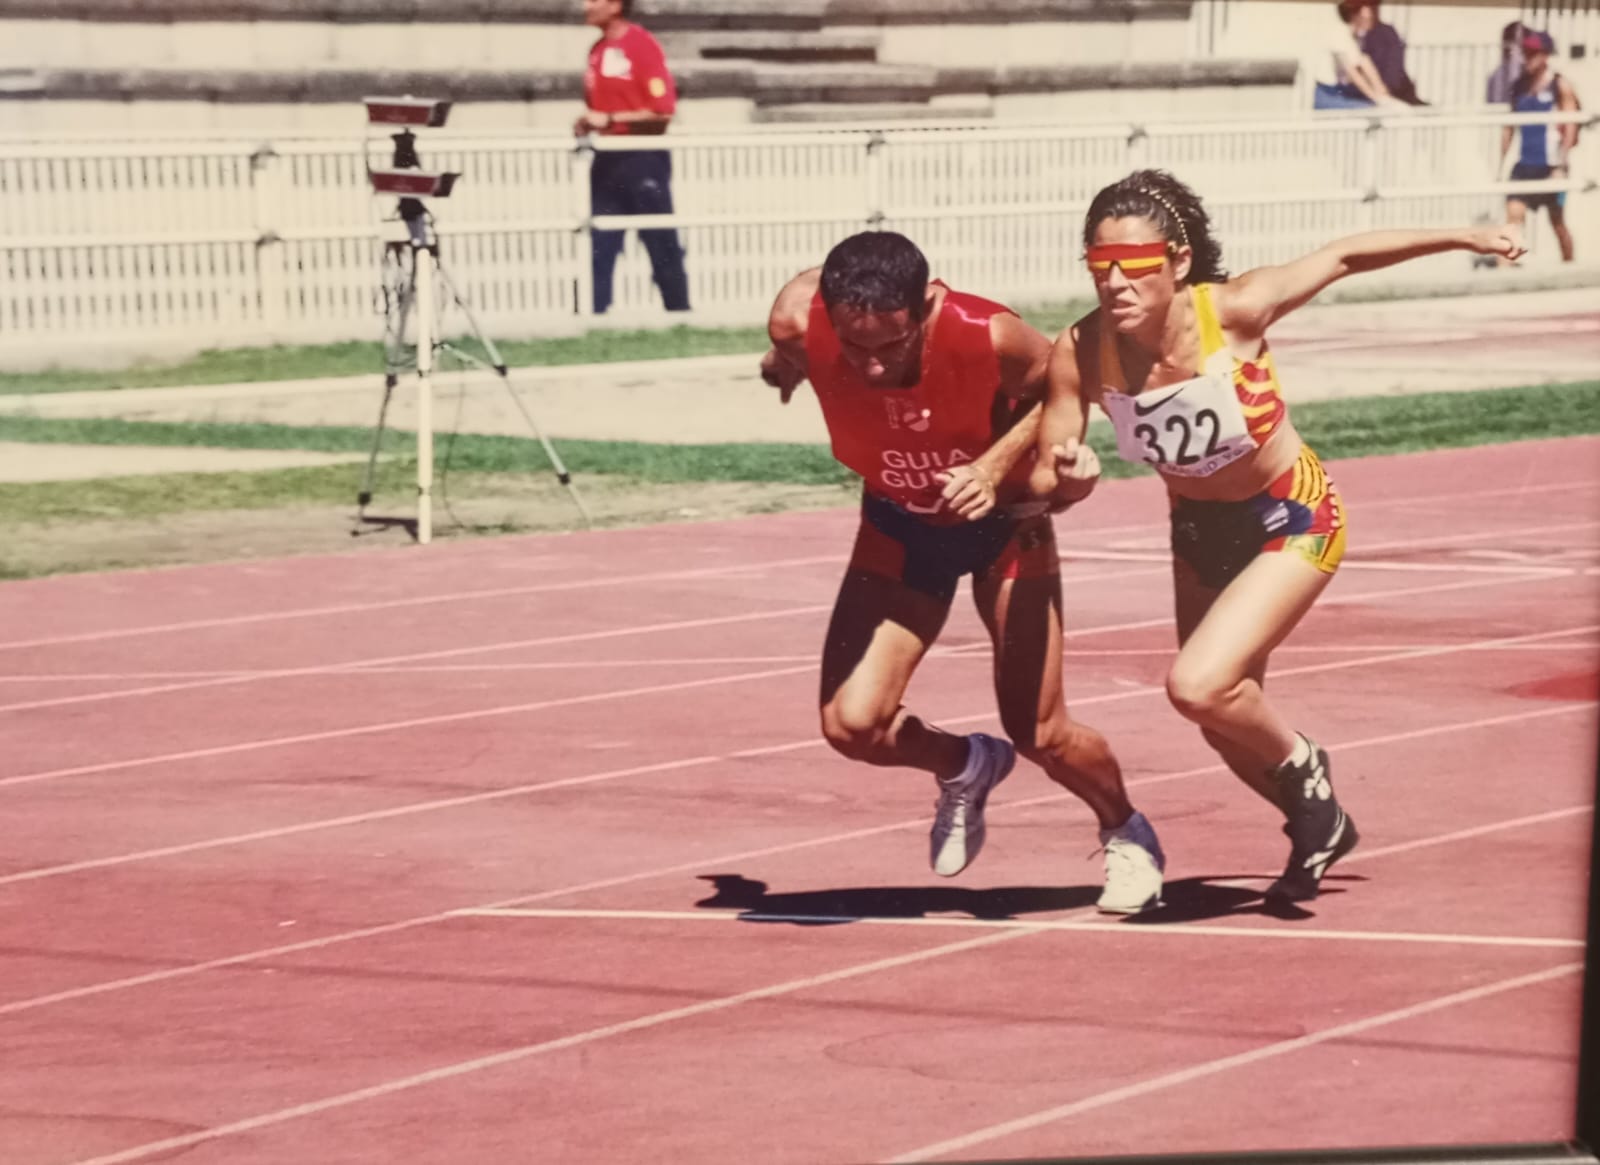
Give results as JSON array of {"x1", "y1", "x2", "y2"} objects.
[{"x1": 1129, "y1": 386, "x2": 1187, "y2": 416}]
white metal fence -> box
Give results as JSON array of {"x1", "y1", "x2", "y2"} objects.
[{"x1": 0, "y1": 110, "x2": 1594, "y2": 359}]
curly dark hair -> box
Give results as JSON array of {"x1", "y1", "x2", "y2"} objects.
[
  {"x1": 819, "y1": 230, "x2": 932, "y2": 319},
  {"x1": 1083, "y1": 169, "x2": 1228, "y2": 285}
]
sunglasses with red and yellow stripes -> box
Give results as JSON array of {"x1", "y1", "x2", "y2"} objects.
[{"x1": 1085, "y1": 241, "x2": 1172, "y2": 280}]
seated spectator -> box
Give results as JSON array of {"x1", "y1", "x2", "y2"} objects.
[
  {"x1": 1310, "y1": 1, "x2": 1408, "y2": 110},
  {"x1": 1344, "y1": 1, "x2": 1426, "y2": 105}
]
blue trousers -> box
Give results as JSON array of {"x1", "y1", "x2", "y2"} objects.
[
  {"x1": 590, "y1": 150, "x2": 690, "y2": 313},
  {"x1": 1312, "y1": 82, "x2": 1376, "y2": 110}
]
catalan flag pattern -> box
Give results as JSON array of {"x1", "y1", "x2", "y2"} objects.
[
  {"x1": 1192, "y1": 283, "x2": 1288, "y2": 444},
  {"x1": 1167, "y1": 443, "x2": 1348, "y2": 589},
  {"x1": 1235, "y1": 349, "x2": 1288, "y2": 441},
  {"x1": 1262, "y1": 444, "x2": 1347, "y2": 575}
]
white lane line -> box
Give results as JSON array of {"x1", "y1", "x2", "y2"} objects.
[
  {"x1": 457, "y1": 907, "x2": 1584, "y2": 952},
  {"x1": 0, "y1": 589, "x2": 1587, "y2": 806},
  {"x1": 1, "y1": 624, "x2": 1591, "y2": 886},
  {"x1": 889, "y1": 963, "x2": 1585, "y2": 1163},
  {"x1": 5, "y1": 473, "x2": 1595, "y2": 656},
  {"x1": 14, "y1": 621, "x2": 1594, "y2": 685},
  {"x1": 474, "y1": 704, "x2": 1595, "y2": 917},
  {"x1": 1058, "y1": 643, "x2": 1598, "y2": 657},
  {"x1": 0, "y1": 671, "x2": 254, "y2": 683},
  {"x1": 0, "y1": 563, "x2": 1172, "y2": 715},
  {"x1": 0, "y1": 603, "x2": 836, "y2": 715},
  {"x1": 250, "y1": 639, "x2": 1600, "y2": 676},
  {"x1": 0, "y1": 660, "x2": 822, "y2": 791},
  {"x1": 1338, "y1": 561, "x2": 1574, "y2": 576},
  {"x1": 63, "y1": 929, "x2": 1036, "y2": 1165},
  {"x1": 0, "y1": 706, "x2": 1589, "y2": 1022},
  {"x1": 6, "y1": 510, "x2": 1594, "y2": 714},
  {"x1": 1321, "y1": 804, "x2": 1594, "y2": 868},
  {"x1": 0, "y1": 553, "x2": 850, "y2": 652},
  {"x1": 0, "y1": 683, "x2": 1588, "y2": 929}
]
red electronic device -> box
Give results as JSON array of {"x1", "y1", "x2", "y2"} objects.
[{"x1": 363, "y1": 96, "x2": 453, "y2": 127}]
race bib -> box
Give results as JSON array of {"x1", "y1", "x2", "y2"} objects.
[
  {"x1": 600, "y1": 47, "x2": 632, "y2": 79},
  {"x1": 1101, "y1": 372, "x2": 1255, "y2": 478}
]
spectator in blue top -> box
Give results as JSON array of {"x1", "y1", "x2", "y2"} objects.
[{"x1": 1499, "y1": 30, "x2": 1581, "y2": 262}]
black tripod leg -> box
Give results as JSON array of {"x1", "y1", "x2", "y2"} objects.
[
  {"x1": 356, "y1": 241, "x2": 415, "y2": 525},
  {"x1": 436, "y1": 264, "x2": 594, "y2": 528},
  {"x1": 356, "y1": 372, "x2": 398, "y2": 513}
]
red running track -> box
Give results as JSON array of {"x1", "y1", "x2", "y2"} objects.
[{"x1": 0, "y1": 437, "x2": 1596, "y2": 1164}]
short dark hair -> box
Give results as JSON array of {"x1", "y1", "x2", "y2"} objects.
[
  {"x1": 819, "y1": 231, "x2": 931, "y2": 318},
  {"x1": 1084, "y1": 169, "x2": 1228, "y2": 285}
]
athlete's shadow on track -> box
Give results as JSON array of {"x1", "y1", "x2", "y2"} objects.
[{"x1": 693, "y1": 873, "x2": 1365, "y2": 925}]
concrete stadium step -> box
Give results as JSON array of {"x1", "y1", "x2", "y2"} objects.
[
  {"x1": 661, "y1": 30, "x2": 883, "y2": 65},
  {"x1": 0, "y1": 0, "x2": 832, "y2": 29},
  {"x1": 752, "y1": 98, "x2": 993, "y2": 123},
  {"x1": 746, "y1": 61, "x2": 941, "y2": 106},
  {"x1": 1, "y1": 1, "x2": 1192, "y2": 71}
]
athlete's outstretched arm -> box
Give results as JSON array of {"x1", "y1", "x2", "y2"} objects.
[
  {"x1": 761, "y1": 267, "x2": 820, "y2": 403},
  {"x1": 938, "y1": 312, "x2": 1051, "y2": 520},
  {"x1": 1029, "y1": 321, "x2": 1101, "y2": 512},
  {"x1": 1221, "y1": 226, "x2": 1526, "y2": 337}
]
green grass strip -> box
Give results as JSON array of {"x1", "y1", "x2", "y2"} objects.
[
  {"x1": 0, "y1": 303, "x2": 1095, "y2": 397},
  {"x1": 0, "y1": 380, "x2": 1594, "y2": 525},
  {"x1": 0, "y1": 328, "x2": 766, "y2": 396}
]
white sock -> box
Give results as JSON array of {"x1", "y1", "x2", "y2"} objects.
[{"x1": 1282, "y1": 733, "x2": 1312, "y2": 770}]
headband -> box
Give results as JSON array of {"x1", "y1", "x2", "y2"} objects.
[{"x1": 1138, "y1": 188, "x2": 1189, "y2": 249}]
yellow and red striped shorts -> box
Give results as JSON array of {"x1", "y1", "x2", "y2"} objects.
[{"x1": 1169, "y1": 445, "x2": 1347, "y2": 589}]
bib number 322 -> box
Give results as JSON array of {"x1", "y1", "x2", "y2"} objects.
[{"x1": 1134, "y1": 409, "x2": 1223, "y2": 466}]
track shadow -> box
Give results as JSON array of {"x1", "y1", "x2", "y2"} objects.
[
  {"x1": 1124, "y1": 871, "x2": 1368, "y2": 923},
  {"x1": 693, "y1": 872, "x2": 1370, "y2": 926},
  {"x1": 692, "y1": 874, "x2": 1099, "y2": 924}
]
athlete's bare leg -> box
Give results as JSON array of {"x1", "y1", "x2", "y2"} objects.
[
  {"x1": 1166, "y1": 552, "x2": 1334, "y2": 783},
  {"x1": 971, "y1": 531, "x2": 1133, "y2": 830},
  {"x1": 1549, "y1": 202, "x2": 1576, "y2": 262},
  {"x1": 818, "y1": 568, "x2": 968, "y2": 778},
  {"x1": 1172, "y1": 561, "x2": 1284, "y2": 810}
]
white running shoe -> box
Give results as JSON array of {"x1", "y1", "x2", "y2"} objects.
[
  {"x1": 929, "y1": 733, "x2": 1015, "y2": 877},
  {"x1": 1096, "y1": 811, "x2": 1166, "y2": 914}
]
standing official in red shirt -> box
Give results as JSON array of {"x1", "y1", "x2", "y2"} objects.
[{"x1": 576, "y1": 0, "x2": 690, "y2": 314}]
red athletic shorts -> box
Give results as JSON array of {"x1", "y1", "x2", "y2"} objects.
[{"x1": 849, "y1": 491, "x2": 1059, "y2": 603}]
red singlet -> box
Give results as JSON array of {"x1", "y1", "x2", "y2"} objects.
[{"x1": 805, "y1": 282, "x2": 1025, "y2": 523}]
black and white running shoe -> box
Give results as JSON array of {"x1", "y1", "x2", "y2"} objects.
[{"x1": 1267, "y1": 735, "x2": 1359, "y2": 903}]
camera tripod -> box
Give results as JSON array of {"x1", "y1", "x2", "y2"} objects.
[{"x1": 353, "y1": 194, "x2": 593, "y2": 543}]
